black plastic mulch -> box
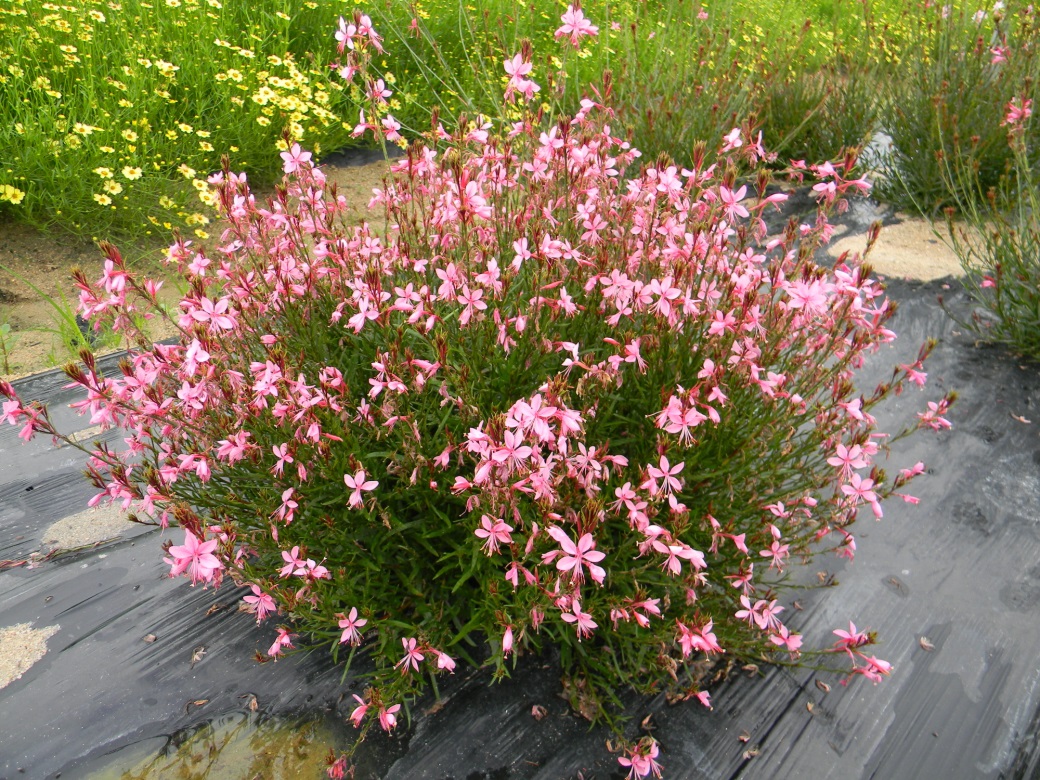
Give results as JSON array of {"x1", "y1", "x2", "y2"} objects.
[{"x1": 2, "y1": 276, "x2": 1039, "y2": 780}]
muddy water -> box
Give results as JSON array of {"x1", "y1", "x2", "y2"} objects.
[{"x1": 80, "y1": 713, "x2": 339, "y2": 779}]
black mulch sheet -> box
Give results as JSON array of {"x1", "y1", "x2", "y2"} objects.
[{"x1": 2, "y1": 277, "x2": 1039, "y2": 780}]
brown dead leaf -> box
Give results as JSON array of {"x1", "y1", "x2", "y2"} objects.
[
  {"x1": 641, "y1": 714, "x2": 655, "y2": 731},
  {"x1": 792, "y1": 600, "x2": 804, "y2": 611},
  {"x1": 742, "y1": 746, "x2": 760, "y2": 760},
  {"x1": 190, "y1": 645, "x2": 206, "y2": 667},
  {"x1": 239, "y1": 693, "x2": 258, "y2": 712},
  {"x1": 919, "y1": 636, "x2": 935, "y2": 651},
  {"x1": 531, "y1": 704, "x2": 548, "y2": 721},
  {"x1": 742, "y1": 663, "x2": 760, "y2": 677},
  {"x1": 815, "y1": 680, "x2": 831, "y2": 693},
  {"x1": 738, "y1": 731, "x2": 751, "y2": 743},
  {"x1": 205, "y1": 603, "x2": 226, "y2": 616},
  {"x1": 806, "y1": 701, "x2": 815, "y2": 714},
  {"x1": 142, "y1": 633, "x2": 157, "y2": 643},
  {"x1": 185, "y1": 698, "x2": 209, "y2": 714},
  {"x1": 1011, "y1": 414, "x2": 1032, "y2": 424}
]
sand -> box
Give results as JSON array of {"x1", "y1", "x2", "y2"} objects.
[
  {"x1": 0, "y1": 623, "x2": 60, "y2": 690},
  {"x1": 827, "y1": 217, "x2": 964, "y2": 281},
  {"x1": 41, "y1": 504, "x2": 131, "y2": 552}
]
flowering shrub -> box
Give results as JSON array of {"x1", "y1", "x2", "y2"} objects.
[{"x1": 0, "y1": 9, "x2": 953, "y2": 777}]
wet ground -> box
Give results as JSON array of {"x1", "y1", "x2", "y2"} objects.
[{"x1": 2, "y1": 277, "x2": 1040, "y2": 780}]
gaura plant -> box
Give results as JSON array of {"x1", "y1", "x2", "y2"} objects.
[{"x1": 0, "y1": 8, "x2": 953, "y2": 777}]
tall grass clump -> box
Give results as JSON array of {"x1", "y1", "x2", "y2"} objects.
[
  {"x1": 875, "y1": 1, "x2": 1040, "y2": 213},
  {"x1": 942, "y1": 96, "x2": 1040, "y2": 360},
  {"x1": 1, "y1": 9, "x2": 955, "y2": 776}
]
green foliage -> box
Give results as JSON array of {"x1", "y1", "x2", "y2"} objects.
[{"x1": 875, "y1": 2, "x2": 1040, "y2": 213}]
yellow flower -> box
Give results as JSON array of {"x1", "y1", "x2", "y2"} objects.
[
  {"x1": 206, "y1": 0, "x2": 221, "y2": 7},
  {"x1": 65, "y1": 134, "x2": 82, "y2": 149},
  {"x1": 194, "y1": 229, "x2": 209, "y2": 239},
  {"x1": 255, "y1": 115, "x2": 271, "y2": 126},
  {"x1": 122, "y1": 129, "x2": 138, "y2": 142},
  {"x1": 198, "y1": 141, "x2": 214, "y2": 152},
  {"x1": 164, "y1": 129, "x2": 178, "y2": 140},
  {"x1": 166, "y1": 0, "x2": 180, "y2": 5},
  {"x1": 159, "y1": 195, "x2": 175, "y2": 208},
  {"x1": 89, "y1": 9, "x2": 105, "y2": 21},
  {"x1": 156, "y1": 60, "x2": 179, "y2": 77},
  {"x1": 73, "y1": 122, "x2": 93, "y2": 135},
  {"x1": 225, "y1": 69, "x2": 242, "y2": 82},
  {"x1": 0, "y1": 184, "x2": 26, "y2": 205},
  {"x1": 177, "y1": 164, "x2": 196, "y2": 178},
  {"x1": 117, "y1": 98, "x2": 133, "y2": 108},
  {"x1": 99, "y1": 146, "x2": 115, "y2": 153},
  {"x1": 93, "y1": 193, "x2": 112, "y2": 205},
  {"x1": 103, "y1": 179, "x2": 123, "y2": 195},
  {"x1": 195, "y1": 129, "x2": 210, "y2": 138},
  {"x1": 122, "y1": 166, "x2": 142, "y2": 180},
  {"x1": 191, "y1": 178, "x2": 209, "y2": 191},
  {"x1": 274, "y1": 138, "x2": 288, "y2": 151},
  {"x1": 177, "y1": 122, "x2": 193, "y2": 133}
]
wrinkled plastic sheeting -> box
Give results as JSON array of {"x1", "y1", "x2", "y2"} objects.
[{"x1": 1, "y1": 279, "x2": 1040, "y2": 780}]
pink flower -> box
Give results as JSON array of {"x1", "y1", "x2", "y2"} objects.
[
  {"x1": 243, "y1": 584, "x2": 275, "y2": 623},
  {"x1": 474, "y1": 515, "x2": 514, "y2": 555},
  {"x1": 618, "y1": 739, "x2": 663, "y2": 779},
  {"x1": 378, "y1": 703, "x2": 401, "y2": 731},
  {"x1": 555, "y1": 4, "x2": 598, "y2": 47},
  {"x1": 165, "y1": 530, "x2": 223, "y2": 584},
  {"x1": 280, "y1": 143, "x2": 312, "y2": 174},
  {"x1": 348, "y1": 694, "x2": 368, "y2": 727},
  {"x1": 547, "y1": 526, "x2": 606, "y2": 584},
  {"x1": 344, "y1": 468, "x2": 378, "y2": 509},
  {"x1": 268, "y1": 627, "x2": 295, "y2": 657},
  {"x1": 1003, "y1": 97, "x2": 1033, "y2": 126},
  {"x1": 560, "y1": 600, "x2": 597, "y2": 639},
  {"x1": 395, "y1": 637, "x2": 424, "y2": 674},
  {"x1": 337, "y1": 607, "x2": 368, "y2": 646}
]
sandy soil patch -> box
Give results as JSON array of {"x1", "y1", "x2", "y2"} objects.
[
  {"x1": 827, "y1": 217, "x2": 964, "y2": 281},
  {"x1": 41, "y1": 504, "x2": 132, "y2": 552},
  {"x1": 0, "y1": 623, "x2": 60, "y2": 690}
]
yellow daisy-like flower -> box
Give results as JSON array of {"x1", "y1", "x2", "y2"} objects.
[
  {"x1": 99, "y1": 146, "x2": 115, "y2": 153},
  {"x1": 159, "y1": 195, "x2": 176, "y2": 209},
  {"x1": 194, "y1": 229, "x2": 209, "y2": 239},
  {"x1": 191, "y1": 178, "x2": 209, "y2": 192},
  {"x1": 122, "y1": 166, "x2": 142, "y2": 180},
  {"x1": 177, "y1": 164, "x2": 196, "y2": 179},
  {"x1": 177, "y1": 122, "x2": 193, "y2": 134},
  {"x1": 103, "y1": 180, "x2": 123, "y2": 195},
  {"x1": 164, "y1": 129, "x2": 178, "y2": 140},
  {"x1": 122, "y1": 129, "x2": 138, "y2": 142},
  {"x1": 73, "y1": 122, "x2": 94, "y2": 135},
  {"x1": 255, "y1": 116, "x2": 271, "y2": 126},
  {"x1": 0, "y1": 184, "x2": 26, "y2": 205},
  {"x1": 198, "y1": 141, "x2": 214, "y2": 152},
  {"x1": 92, "y1": 193, "x2": 112, "y2": 205},
  {"x1": 89, "y1": 9, "x2": 105, "y2": 21}
]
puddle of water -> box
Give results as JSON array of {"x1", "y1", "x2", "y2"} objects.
[{"x1": 81, "y1": 712, "x2": 339, "y2": 779}]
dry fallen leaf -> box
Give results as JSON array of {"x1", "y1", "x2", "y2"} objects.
[
  {"x1": 240, "y1": 693, "x2": 259, "y2": 712},
  {"x1": 641, "y1": 714, "x2": 655, "y2": 730},
  {"x1": 806, "y1": 701, "x2": 815, "y2": 714},
  {"x1": 919, "y1": 636, "x2": 935, "y2": 651},
  {"x1": 185, "y1": 698, "x2": 209, "y2": 714},
  {"x1": 205, "y1": 603, "x2": 226, "y2": 616},
  {"x1": 142, "y1": 633, "x2": 157, "y2": 643},
  {"x1": 743, "y1": 746, "x2": 760, "y2": 760},
  {"x1": 815, "y1": 680, "x2": 831, "y2": 693},
  {"x1": 738, "y1": 731, "x2": 751, "y2": 743},
  {"x1": 190, "y1": 645, "x2": 207, "y2": 667},
  {"x1": 1011, "y1": 414, "x2": 1032, "y2": 424},
  {"x1": 531, "y1": 704, "x2": 548, "y2": 721}
]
